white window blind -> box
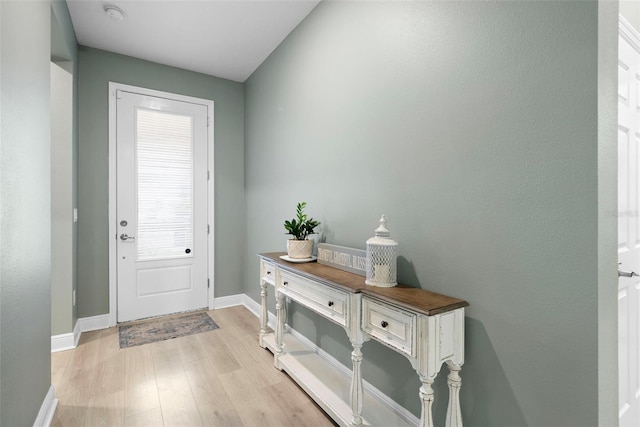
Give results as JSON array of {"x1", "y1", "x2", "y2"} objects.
[{"x1": 136, "y1": 108, "x2": 194, "y2": 260}]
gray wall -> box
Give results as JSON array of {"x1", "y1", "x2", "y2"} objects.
[
  {"x1": 77, "y1": 47, "x2": 245, "y2": 317},
  {"x1": 245, "y1": 1, "x2": 616, "y2": 425},
  {"x1": 51, "y1": 0, "x2": 79, "y2": 336},
  {"x1": 0, "y1": 1, "x2": 52, "y2": 424}
]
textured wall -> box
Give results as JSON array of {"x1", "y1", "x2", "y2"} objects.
[
  {"x1": 245, "y1": 1, "x2": 614, "y2": 425},
  {"x1": 0, "y1": 1, "x2": 52, "y2": 424},
  {"x1": 77, "y1": 47, "x2": 245, "y2": 317}
]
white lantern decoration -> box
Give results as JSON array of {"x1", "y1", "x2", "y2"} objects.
[{"x1": 365, "y1": 215, "x2": 398, "y2": 287}]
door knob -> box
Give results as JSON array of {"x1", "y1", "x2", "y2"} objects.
[{"x1": 120, "y1": 233, "x2": 136, "y2": 241}]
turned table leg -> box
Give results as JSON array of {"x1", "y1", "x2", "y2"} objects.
[
  {"x1": 259, "y1": 280, "x2": 268, "y2": 348},
  {"x1": 274, "y1": 291, "x2": 285, "y2": 369},
  {"x1": 445, "y1": 362, "x2": 463, "y2": 427},
  {"x1": 350, "y1": 341, "x2": 364, "y2": 426},
  {"x1": 419, "y1": 376, "x2": 435, "y2": 427}
]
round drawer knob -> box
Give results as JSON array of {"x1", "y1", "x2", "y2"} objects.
[
  {"x1": 380, "y1": 320, "x2": 389, "y2": 328},
  {"x1": 328, "y1": 301, "x2": 334, "y2": 307},
  {"x1": 266, "y1": 271, "x2": 271, "y2": 275},
  {"x1": 283, "y1": 281, "x2": 288, "y2": 286}
]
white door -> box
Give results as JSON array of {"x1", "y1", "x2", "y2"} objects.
[
  {"x1": 618, "y1": 21, "x2": 640, "y2": 427},
  {"x1": 115, "y1": 89, "x2": 209, "y2": 322}
]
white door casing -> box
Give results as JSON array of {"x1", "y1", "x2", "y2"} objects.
[
  {"x1": 108, "y1": 83, "x2": 214, "y2": 324},
  {"x1": 618, "y1": 15, "x2": 640, "y2": 427}
]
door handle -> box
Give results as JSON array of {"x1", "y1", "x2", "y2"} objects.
[
  {"x1": 618, "y1": 262, "x2": 637, "y2": 278},
  {"x1": 618, "y1": 269, "x2": 638, "y2": 278},
  {"x1": 120, "y1": 233, "x2": 136, "y2": 241}
]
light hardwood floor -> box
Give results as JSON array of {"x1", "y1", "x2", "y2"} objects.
[{"x1": 51, "y1": 306, "x2": 337, "y2": 427}]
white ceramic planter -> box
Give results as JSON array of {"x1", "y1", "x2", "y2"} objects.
[{"x1": 287, "y1": 239, "x2": 314, "y2": 259}]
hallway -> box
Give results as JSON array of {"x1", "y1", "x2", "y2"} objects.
[{"x1": 51, "y1": 306, "x2": 336, "y2": 426}]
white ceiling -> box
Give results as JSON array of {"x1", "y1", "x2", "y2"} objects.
[{"x1": 66, "y1": 0, "x2": 320, "y2": 82}]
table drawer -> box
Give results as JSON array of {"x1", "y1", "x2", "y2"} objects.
[
  {"x1": 279, "y1": 271, "x2": 349, "y2": 327},
  {"x1": 261, "y1": 260, "x2": 276, "y2": 285},
  {"x1": 362, "y1": 296, "x2": 416, "y2": 357}
]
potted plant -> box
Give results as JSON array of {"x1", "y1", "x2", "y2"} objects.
[{"x1": 284, "y1": 202, "x2": 320, "y2": 259}]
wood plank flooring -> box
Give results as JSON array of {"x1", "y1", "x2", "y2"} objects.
[{"x1": 51, "y1": 306, "x2": 337, "y2": 427}]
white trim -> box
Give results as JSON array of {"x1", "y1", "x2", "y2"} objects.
[
  {"x1": 108, "y1": 82, "x2": 118, "y2": 327},
  {"x1": 108, "y1": 82, "x2": 214, "y2": 325},
  {"x1": 33, "y1": 385, "x2": 57, "y2": 427},
  {"x1": 241, "y1": 293, "x2": 261, "y2": 317},
  {"x1": 207, "y1": 103, "x2": 215, "y2": 310},
  {"x1": 241, "y1": 293, "x2": 277, "y2": 329},
  {"x1": 620, "y1": 14, "x2": 640, "y2": 53},
  {"x1": 51, "y1": 333, "x2": 74, "y2": 353},
  {"x1": 51, "y1": 314, "x2": 112, "y2": 353},
  {"x1": 213, "y1": 293, "x2": 250, "y2": 310},
  {"x1": 51, "y1": 320, "x2": 81, "y2": 353},
  {"x1": 77, "y1": 314, "x2": 111, "y2": 332}
]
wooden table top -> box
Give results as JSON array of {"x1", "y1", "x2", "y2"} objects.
[{"x1": 259, "y1": 252, "x2": 469, "y2": 316}]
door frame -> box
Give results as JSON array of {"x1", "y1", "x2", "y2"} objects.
[
  {"x1": 107, "y1": 82, "x2": 215, "y2": 326},
  {"x1": 618, "y1": 13, "x2": 640, "y2": 426}
]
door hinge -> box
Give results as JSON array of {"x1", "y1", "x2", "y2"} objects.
[
  {"x1": 207, "y1": 117, "x2": 210, "y2": 127},
  {"x1": 207, "y1": 278, "x2": 210, "y2": 289},
  {"x1": 207, "y1": 224, "x2": 210, "y2": 234},
  {"x1": 207, "y1": 170, "x2": 210, "y2": 180},
  {"x1": 115, "y1": 89, "x2": 122, "y2": 99}
]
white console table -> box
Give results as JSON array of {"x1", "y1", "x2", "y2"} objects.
[{"x1": 258, "y1": 252, "x2": 469, "y2": 427}]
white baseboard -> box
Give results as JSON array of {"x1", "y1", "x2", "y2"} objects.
[
  {"x1": 51, "y1": 321, "x2": 81, "y2": 353},
  {"x1": 241, "y1": 294, "x2": 277, "y2": 329},
  {"x1": 77, "y1": 313, "x2": 111, "y2": 332},
  {"x1": 51, "y1": 314, "x2": 110, "y2": 353},
  {"x1": 33, "y1": 385, "x2": 57, "y2": 427},
  {"x1": 241, "y1": 293, "x2": 261, "y2": 317},
  {"x1": 213, "y1": 293, "x2": 248, "y2": 309},
  {"x1": 216, "y1": 293, "x2": 278, "y2": 327}
]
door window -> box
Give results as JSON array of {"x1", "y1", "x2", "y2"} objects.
[{"x1": 136, "y1": 108, "x2": 194, "y2": 261}]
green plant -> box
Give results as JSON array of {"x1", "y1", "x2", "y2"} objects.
[{"x1": 284, "y1": 202, "x2": 320, "y2": 240}]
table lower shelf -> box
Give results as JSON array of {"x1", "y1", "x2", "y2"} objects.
[{"x1": 262, "y1": 332, "x2": 415, "y2": 427}]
